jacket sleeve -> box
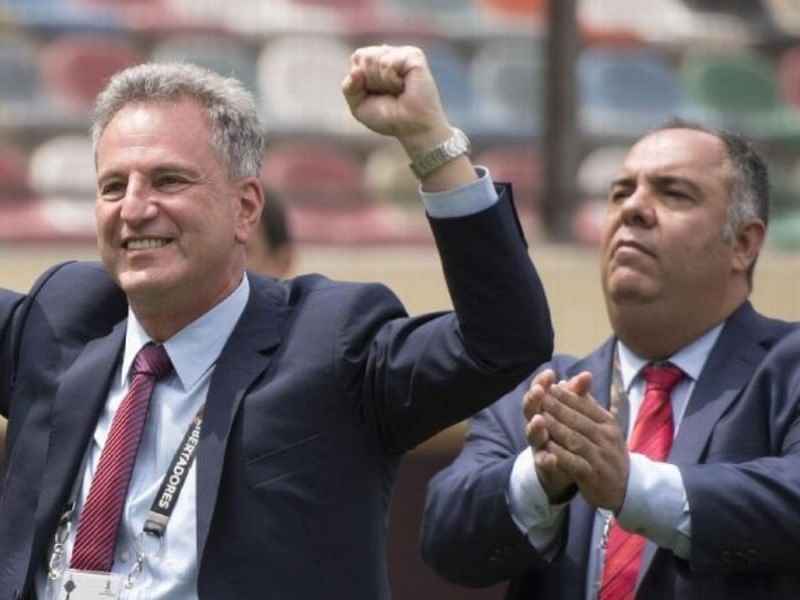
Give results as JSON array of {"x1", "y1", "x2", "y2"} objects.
[{"x1": 334, "y1": 186, "x2": 554, "y2": 454}]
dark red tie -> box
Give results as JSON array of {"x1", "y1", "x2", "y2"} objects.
[
  {"x1": 599, "y1": 363, "x2": 683, "y2": 600},
  {"x1": 70, "y1": 343, "x2": 172, "y2": 572}
]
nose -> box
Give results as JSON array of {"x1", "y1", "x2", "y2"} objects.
[
  {"x1": 119, "y1": 175, "x2": 157, "y2": 225},
  {"x1": 619, "y1": 186, "x2": 656, "y2": 229}
]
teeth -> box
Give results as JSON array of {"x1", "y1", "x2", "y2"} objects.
[{"x1": 127, "y1": 238, "x2": 168, "y2": 250}]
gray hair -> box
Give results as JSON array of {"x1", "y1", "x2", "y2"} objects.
[{"x1": 91, "y1": 62, "x2": 264, "y2": 178}]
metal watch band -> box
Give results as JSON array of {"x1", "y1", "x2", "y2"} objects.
[{"x1": 409, "y1": 127, "x2": 471, "y2": 179}]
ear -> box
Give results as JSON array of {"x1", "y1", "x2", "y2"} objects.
[
  {"x1": 233, "y1": 176, "x2": 264, "y2": 244},
  {"x1": 731, "y1": 219, "x2": 766, "y2": 276}
]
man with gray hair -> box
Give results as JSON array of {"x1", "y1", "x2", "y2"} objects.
[
  {"x1": 423, "y1": 122, "x2": 800, "y2": 599},
  {"x1": 0, "y1": 45, "x2": 552, "y2": 599}
]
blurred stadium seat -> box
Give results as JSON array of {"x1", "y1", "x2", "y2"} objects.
[
  {"x1": 572, "y1": 197, "x2": 607, "y2": 246},
  {"x1": 28, "y1": 135, "x2": 96, "y2": 199},
  {"x1": 261, "y1": 140, "x2": 368, "y2": 209},
  {"x1": 384, "y1": 0, "x2": 478, "y2": 27},
  {"x1": 768, "y1": 211, "x2": 800, "y2": 251},
  {"x1": 0, "y1": 34, "x2": 49, "y2": 126},
  {"x1": 39, "y1": 34, "x2": 143, "y2": 114},
  {"x1": 578, "y1": 0, "x2": 697, "y2": 43},
  {"x1": 680, "y1": 50, "x2": 800, "y2": 141},
  {"x1": 364, "y1": 142, "x2": 419, "y2": 207},
  {"x1": 2, "y1": 0, "x2": 122, "y2": 33},
  {"x1": 578, "y1": 47, "x2": 682, "y2": 137},
  {"x1": 577, "y1": 145, "x2": 627, "y2": 196},
  {"x1": 470, "y1": 39, "x2": 542, "y2": 136},
  {"x1": 151, "y1": 34, "x2": 259, "y2": 98},
  {"x1": 257, "y1": 36, "x2": 359, "y2": 134},
  {"x1": 0, "y1": 143, "x2": 35, "y2": 205},
  {"x1": 421, "y1": 42, "x2": 478, "y2": 132},
  {"x1": 476, "y1": 144, "x2": 540, "y2": 212},
  {"x1": 763, "y1": 0, "x2": 800, "y2": 36},
  {"x1": 478, "y1": 0, "x2": 546, "y2": 18},
  {"x1": 778, "y1": 46, "x2": 800, "y2": 109}
]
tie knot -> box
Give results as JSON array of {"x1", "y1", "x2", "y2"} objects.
[
  {"x1": 132, "y1": 343, "x2": 173, "y2": 380},
  {"x1": 643, "y1": 362, "x2": 683, "y2": 393}
]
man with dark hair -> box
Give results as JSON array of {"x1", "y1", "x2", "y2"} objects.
[
  {"x1": 0, "y1": 45, "x2": 553, "y2": 599},
  {"x1": 246, "y1": 188, "x2": 294, "y2": 277},
  {"x1": 422, "y1": 123, "x2": 800, "y2": 599}
]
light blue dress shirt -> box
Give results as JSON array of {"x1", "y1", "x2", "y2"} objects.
[
  {"x1": 37, "y1": 167, "x2": 498, "y2": 599},
  {"x1": 508, "y1": 323, "x2": 724, "y2": 600},
  {"x1": 37, "y1": 275, "x2": 250, "y2": 600}
]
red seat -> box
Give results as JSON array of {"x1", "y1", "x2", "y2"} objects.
[
  {"x1": 479, "y1": 0, "x2": 546, "y2": 18},
  {"x1": 261, "y1": 141, "x2": 368, "y2": 210},
  {"x1": 0, "y1": 144, "x2": 34, "y2": 205},
  {"x1": 39, "y1": 35, "x2": 143, "y2": 113},
  {"x1": 778, "y1": 46, "x2": 800, "y2": 109},
  {"x1": 476, "y1": 145, "x2": 541, "y2": 212}
]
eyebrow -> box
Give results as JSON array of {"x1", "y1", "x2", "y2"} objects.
[
  {"x1": 97, "y1": 162, "x2": 201, "y2": 183},
  {"x1": 649, "y1": 175, "x2": 703, "y2": 196},
  {"x1": 608, "y1": 174, "x2": 703, "y2": 197}
]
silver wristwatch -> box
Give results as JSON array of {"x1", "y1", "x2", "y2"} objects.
[{"x1": 408, "y1": 127, "x2": 471, "y2": 179}]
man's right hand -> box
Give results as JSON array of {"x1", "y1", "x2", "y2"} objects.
[{"x1": 523, "y1": 370, "x2": 592, "y2": 503}]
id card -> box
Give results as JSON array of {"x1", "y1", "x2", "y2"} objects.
[{"x1": 56, "y1": 569, "x2": 124, "y2": 600}]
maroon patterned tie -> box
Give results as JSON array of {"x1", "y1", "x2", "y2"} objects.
[
  {"x1": 599, "y1": 363, "x2": 683, "y2": 600},
  {"x1": 70, "y1": 343, "x2": 173, "y2": 572}
]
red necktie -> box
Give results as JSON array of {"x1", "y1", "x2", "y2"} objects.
[
  {"x1": 599, "y1": 363, "x2": 683, "y2": 600},
  {"x1": 70, "y1": 343, "x2": 173, "y2": 572}
]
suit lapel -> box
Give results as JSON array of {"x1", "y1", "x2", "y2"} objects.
[
  {"x1": 195, "y1": 275, "x2": 288, "y2": 558},
  {"x1": 637, "y1": 302, "x2": 777, "y2": 587},
  {"x1": 670, "y1": 302, "x2": 772, "y2": 465},
  {"x1": 561, "y1": 341, "x2": 616, "y2": 597},
  {"x1": 32, "y1": 322, "x2": 126, "y2": 564}
]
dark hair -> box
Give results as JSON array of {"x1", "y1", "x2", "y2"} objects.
[{"x1": 260, "y1": 189, "x2": 291, "y2": 252}]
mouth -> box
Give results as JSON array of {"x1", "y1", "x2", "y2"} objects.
[
  {"x1": 613, "y1": 239, "x2": 655, "y2": 258},
  {"x1": 123, "y1": 237, "x2": 173, "y2": 251}
]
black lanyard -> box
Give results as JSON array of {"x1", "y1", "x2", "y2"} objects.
[{"x1": 142, "y1": 405, "x2": 205, "y2": 538}]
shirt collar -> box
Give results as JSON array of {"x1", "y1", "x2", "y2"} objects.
[
  {"x1": 617, "y1": 321, "x2": 726, "y2": 392},
  {"x1": 121, "y1": 274, "x2": 251, "y2": 390}
]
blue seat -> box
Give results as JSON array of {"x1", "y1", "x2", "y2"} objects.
[
  {"x1": 579, "y1": 47, "x2": 682, "y2": 137},
  {"x1": 3, "y1": 0, "x2": 121, "y2": 34},
  {"x1": 0, "y1": 35, "x2": 52, "y2": 128},
  {"x1": 471, "y1": 39, "x2": 542, "y2": 136},
  {"x1": 421, "y1": 42, "x2": 479, "y2": 132}
]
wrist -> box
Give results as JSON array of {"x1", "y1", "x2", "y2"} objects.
[
  {"x1": 406, "y1": 126, "x2": 472, "y2": 181},
  {"x1": 398, "y1": 123, "x2": 453, "y2": 158}
]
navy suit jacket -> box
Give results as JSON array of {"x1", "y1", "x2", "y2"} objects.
[
  {"x1": 422, "y1": 301, "x2": 800, "y2": 599},
  {"x1": 0, "y1": 190, "x2": 554, "y2": 600}
]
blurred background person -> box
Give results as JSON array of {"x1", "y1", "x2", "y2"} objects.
[{"x1": 246, "y1": 188, "x2": 294, "y2": 278}]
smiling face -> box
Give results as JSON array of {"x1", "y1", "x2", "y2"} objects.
[
  {"x1": 95, "y1": 98, "x2": 261, "y2": 336},
  {"x1": 601, "y1": 128, "x2": 752, "y2": 354}
]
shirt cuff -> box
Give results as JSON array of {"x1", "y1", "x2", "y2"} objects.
[
  {"x1": 616, "y1": 453, "x2": 692, "y2": 559},
  {"x1": 420, "y1": 166, "x2": 498, "y2": 218},
  {"x1": 507, "y1": 447, "x2": 568, "y2": 558}
]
